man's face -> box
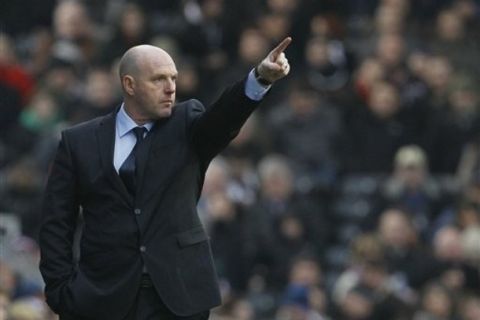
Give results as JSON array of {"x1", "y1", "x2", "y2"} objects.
[{"x1": 132, "y1": 54, "x2": 177, "y2": 120}]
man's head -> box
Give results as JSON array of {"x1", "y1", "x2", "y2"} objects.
[
  {"x1": 119, "y1": 45, "x2": 177, "y2": 123},
  {"x1": 393, "y1": 145, "x2": 428, "y2": 189},
  {"x1": 378, "y1": 208, "x2": 415, "y2": 249},
  {"x1": 258, "y1": 155, "x2": 294, "y2": 201},
  {"x1": 367, "y1": 81, "x2": 400, "y2": 120}
]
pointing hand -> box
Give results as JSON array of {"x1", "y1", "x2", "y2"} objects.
[{"x1": 256, "y1": 37, "x2": 292, "y2": 84}]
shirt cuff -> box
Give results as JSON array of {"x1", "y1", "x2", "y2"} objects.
[{"x1": 244, "y1": 69, "x2": 271, "y2": 101}]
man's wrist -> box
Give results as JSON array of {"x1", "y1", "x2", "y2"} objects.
[
  {"x1": 245, "y1": 69, "x2": 270, "y2": 101},
  {"x1": 254, "y1": 66, "x2": 273, "y2": 86}
]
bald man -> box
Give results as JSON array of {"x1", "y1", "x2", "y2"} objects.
[{"x1": 39, "y1": 38, "x2": 292, "y2": 320}]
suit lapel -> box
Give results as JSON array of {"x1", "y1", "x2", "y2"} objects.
[{"x1": 96, "y1": 111, "x2": 134, "y2": 206}]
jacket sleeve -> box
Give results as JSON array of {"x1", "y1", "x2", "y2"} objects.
[
  {"x1": 187, "y1": 77, "x2": 262, "y2": 161},
  {"x1": 39, "y1": 130, "x2": 79, "y2": 314}
]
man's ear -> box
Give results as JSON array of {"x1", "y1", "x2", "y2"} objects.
[{"x1": 122, "y1": 75, "x2": 135, "y2": 96}]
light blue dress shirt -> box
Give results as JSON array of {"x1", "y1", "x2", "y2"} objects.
[
  {"x1": 113, "y1": 70, "x2": 269, "y2": 171},
  {"x1": 114, "y1": 106, "x2": 154, "y2": 172}
]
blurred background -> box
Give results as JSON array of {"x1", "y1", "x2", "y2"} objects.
[{"x1": 1, "y1": 0, "x2": 480, "y2": 319}]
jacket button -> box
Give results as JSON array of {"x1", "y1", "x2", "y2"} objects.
[
  {"x1": 140, "y1": 246, "x2": 146, "y2": 252},
  {"x1": 134, "y1": 208, "x2": 141, "y2": 215}
]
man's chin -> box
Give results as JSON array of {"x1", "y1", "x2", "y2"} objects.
[{"x1": 156, "y1": 107, "x2": 173, "y2": 119}]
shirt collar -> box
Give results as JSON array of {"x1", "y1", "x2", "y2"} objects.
[{"x1": 116, "y1": 103, "x2": 154, "y2": 138}]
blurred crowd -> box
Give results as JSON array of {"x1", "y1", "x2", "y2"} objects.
[{"x1": 1, "y1": 0, "x2": 480, "y2": 319}]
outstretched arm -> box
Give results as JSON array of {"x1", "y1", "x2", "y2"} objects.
[{"x1": 189, "y1": 37, "x2": 292, "y2": 160}]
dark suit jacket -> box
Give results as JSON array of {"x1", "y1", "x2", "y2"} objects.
[{"x1": 39, "y1": 78, "x2": 260, "y2": 319}]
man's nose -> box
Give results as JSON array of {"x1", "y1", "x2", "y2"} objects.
[{"x1": 165, "y1": 79, "x2": 175, "y2": 93}]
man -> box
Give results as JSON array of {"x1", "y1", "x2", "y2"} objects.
[{"x1": 39, "y1": 37, "x2": 291, "y2": 319}]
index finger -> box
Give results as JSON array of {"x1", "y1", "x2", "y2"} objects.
[{"x1": 270, "y1": 37, "x2": 292, "y2": 60}]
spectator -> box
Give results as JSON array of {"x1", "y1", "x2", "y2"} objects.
[
  {"x1": 18, "y1": 91, "x2": 60, "y2": 134},
  {"x1": 430, "y1": 8, "x2": 480, "y2": 75},
  {"x1": 412, "y1": 282, "x2": 456, "y2": 320},
  {"x1": 455, "y1": 201, "x2": 480, "y2": 230},
  {"x1": 277, "y1": 255, "x2": 327, "y2": 319},
  {"x1": 1, "y1": 90, "x2": 60, "y2": 169},
  {"x1": 0, "y1": 34, "x2": 35, "y2": 105},
  {"x1": 0, "y1": 34, "x2": 35, "y2": 137},
  {"x1": 245, "y1": 155, "x2": 329, "y2": 290},
  {"x1": 377, "y1": 208, "x2": 437, "y2": 289},
  {"x1": 301, "y1": 36, "x2": 351, "y2": 94},
  {"x1": 98, "y1": 3, "x2": 152, "y2": 65},
  {"x1": 375, "y1": 33, "x2": 410, "y2": 89},
  {"x1": 175, "y1": 59, "x2": 203, "y2": 102},
  {"x1": 40, "y1": 58, "x2": 82, "y2": 119},
  {"x1": 335, "y1": 285, "x2": 391, "y2": 320},
  {"x1": 204, "y1": 191, "x2": 251, "y2": 292},
  {"x1": 381, "y1": 145, "x2": 445, "y2": 238},
  {"x1": 268, "y1": 80, "x2": 342, "y2": 189},
  {"x1": 425, "y1": 74, "x2": 480, "y2": 173},
  {"x1": 432, "y1": 226, "x2": 480, "y2": 293},
  {"x1": 258, "y1": 13, "x2": 291, "y2": 45},
  {"x1": 459, "y1": 294, "x2": 480, "y2": 320},
  {"x1": 221, "y1": 115, "x2": 266, "y2": 207},
  {"x1": 332, "y1": 233, "x2": 414, "y2": 319},
  {"x1": 341, "y1": 81, "x2": 412, "y2": 173},
  {"x1": 220, "y1": 28, "x2": 270, "y2": 92},
  {"x1": 422, "y1": 55, "x2": 455, "y2": 110},
  {"x1": 353, "y1": 57, "x2": 386, "y2": 104},
  {"x1": 68, "y1": 67, "x2": 120, "y2": 123},
  {"x1": 51, "y1": 0, "x2": 97, "y2": 66},
  {"x1": 178, "y1": 0, "x2": 233, "y2": 76}
]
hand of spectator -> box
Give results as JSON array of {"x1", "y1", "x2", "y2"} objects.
[{"x1": 256, "y1": 37, "x2": 292, "y2": 84}]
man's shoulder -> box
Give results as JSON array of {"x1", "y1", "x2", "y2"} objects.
[
  {"x1": 172, "y1": 99, "x2": 206, "y2": 123},
  {"x1": 63, "y1": 113, "x2": 113, "y2": 136},
  {"x1": 176, "y1": 99, "x2": 204, "y2": 111}
]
